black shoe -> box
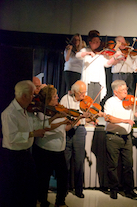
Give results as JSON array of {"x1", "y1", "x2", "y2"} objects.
[
  {"x1": 55, "y1": 203, "x2": 68, "y2": 207},
  {"x1": 75, "y1": 193, "x2": 85, "y2": 198},
  {"x1": 40, "y1": 201, "x2": 50, "y2": 207},
  {"x1": 125, "y1": 190, "x2": 137, "y2": 199},
  {"x1": 110, "y1": 190, "x2": 117, "y2": 199}
]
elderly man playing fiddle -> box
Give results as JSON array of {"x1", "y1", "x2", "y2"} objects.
[
  {"x1": 104, "y1": 79, "x2": 137, "y2": 200},
  {"x1": 111, "y1": 35, "x2": 137, "y2": 95},
  {"x1": 0, "y1": 80, "x2": 63, "y2": 207},
  {"x1": 60, "y1": 80, "x2": 103, "y2": 198}
]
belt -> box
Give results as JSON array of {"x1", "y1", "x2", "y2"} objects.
[
  {"x1": 78, "y1": 124, "x2": 84, "y2": 126},
  {"x1": 106, "y1": 131, "x2": 130, "y2": 138}
]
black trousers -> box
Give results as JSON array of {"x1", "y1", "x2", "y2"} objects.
[
  {"x1": 0, "y1": 148, "x2": 37, "y2": 207},
  {"x1": 65, "y1": 126, "x2": 86, "y2": 195},
  {"x1": 33, "y1": 144, "x2": 68, "y2": 206},
  {"x1": 106, "y1": 133, "x2": 134, "y2": 192},
  {"x1": 64, "y1": 71, "x2": 81, "y2": 91}
]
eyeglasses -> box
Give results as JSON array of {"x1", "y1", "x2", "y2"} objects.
[
  {"x1": 79, "y1": 91, "x2": 87, "y2": 95},
  {"x1": 118, "y1": 87, "x2": 128, "y2": 92}
]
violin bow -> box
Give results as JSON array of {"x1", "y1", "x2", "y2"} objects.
[
  {"x1": 71, "y1": 87, "x2": 104, "y2": 127},
  {"x1": 131, "y1": 83, "x2": 137, "y2": 121},
  {"x1": 43, "y1": 87, "x2": 49, "y2": 129},
  {"x1": 84, "y1": 48, "x2": 107, "y2": 70},
  {"x1": 86, "y1": 86, "x2": 104, "y2": 113},
  {"x1": 119, "y1": 38, "x2": 136, "y2": 73},
  {"x1": 127, "y1": 83, "x2": 137, "y2": 132}
]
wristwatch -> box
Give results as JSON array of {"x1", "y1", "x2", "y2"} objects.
[{"x1": 30, "y1": 131, "x2": 34, "y2": 137}]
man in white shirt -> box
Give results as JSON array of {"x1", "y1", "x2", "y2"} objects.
[
  {"x1": 111, "y1": 36, "x2": 137, "y2": 95},
  {"x1": 0, "y1": 80, "x2": 58, "y2": 207},
  {"x1": 60, "y1": 80, "x2": 103, "y2": 198},
  {"x1": 104, "y1": 79, "x2": 137, "y2": 200},
  {"x1": 76, "y1": 33, "x2": 124, "y2": 103}
]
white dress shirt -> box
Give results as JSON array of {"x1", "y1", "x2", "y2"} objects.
[
  {"x1": 60, "y1": 94, "x2": 85, "y2": 125},
  {"x1": 104, "y1": 96, "x2": 133, "y2": 134},
  {"x1": 1, "y1": 99, "x2": 50, "y2": 150},
  {"x1": 76, "y1": 47, "x2": 111, "y2": 100}
]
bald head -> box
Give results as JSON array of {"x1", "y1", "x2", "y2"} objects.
[
  {"x1": 74, "y1": 80, "x2": 86, "y2": 92},
  {"x1": 33, "y1": 77, "x2": 41, "y2": 95},
  {"x1": 115, "y1": 36, "x2": 127, "y2": 49},
  {"x1": 71, "y1": 80, "x2": 87, "y2": 101}
]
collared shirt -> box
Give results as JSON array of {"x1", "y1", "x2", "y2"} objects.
[
  {"x1": 60, "y1": 94, "x2": 85, "y2": 125},
  {"x1": 111, "y1": 51, "x2": 136, "y2": 73},
  {"x1": 104, "y1": 96, "x2": 132, "y2": 134},
  {"x1": 1, "y1": 99, "x2": 50, "y2": 150},
  {"x1": 76, "y1": 47, "x2": 110, "y2": 100}
]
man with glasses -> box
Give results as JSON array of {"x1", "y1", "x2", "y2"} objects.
[
  {"x1": 60, "y1": 80, "x2": 103, "y2": 198},
  {"x1": 104, "y1": 79, "x2": 137, "y2": 200}
]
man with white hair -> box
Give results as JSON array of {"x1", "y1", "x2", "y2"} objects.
[
  {"x1": 0, "y1": 80, "x2": 60, "y2": 207},
  {"x1": 104, "y1": 79, "x2": 137, "y2": 200},
  {"x1": 111, "y1": 35, "x2": 137, "y2": 95},
  {"x1": 60, "y1": 80, "x2": 103, "y2": 198}
]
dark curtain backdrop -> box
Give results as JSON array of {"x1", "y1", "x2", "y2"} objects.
[
  {"x1": 0, "y1": 29, "x2": 137, "y2": 102},
  {"x1": 0, "y1": 44, "x2": 33, "y2": 137},
  {"x1": 33, "y1": 48, "x2": 66, "y2": 99}
]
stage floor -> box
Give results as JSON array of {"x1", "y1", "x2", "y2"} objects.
[{"x1": 37, "y1": 189, "x2": 137, "y2": 207}]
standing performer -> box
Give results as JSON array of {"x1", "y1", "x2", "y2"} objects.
[
  {"x1": 33, "y1": 85, "x2": 75, "y2": 207},
  {"x1": 60, "y1": 80, "x2": 103, "y2": 198},
  {"x1": 104, "y1": 80, "x2": 137, "y2": 199},
  {"x1": 76, "y1": 32, "x2": 125, "y2": 103},
  {"x1": 0, "y1": 80, "x2": 58, "y2": 207},
  {"x1": 64, "y1": 33, "x2": 83, "y2": 92},
  {"x1": 111, "y1": 36, "x2": 137, "y2": 95}
]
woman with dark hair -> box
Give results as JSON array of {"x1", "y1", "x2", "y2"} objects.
[{"x1": 64, "y1": 33, "x2": 83, "y2": 92}]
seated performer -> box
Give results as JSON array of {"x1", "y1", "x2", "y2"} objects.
[
  {"x1": 104, "y1": 80, "x2": 137, "y2": 199},
  {"x1": 76, "y1": 32, "x2": 125, "y2": 103},
  {"x1": 60, "y1": 80, "x2": 103, "y2": 199}
]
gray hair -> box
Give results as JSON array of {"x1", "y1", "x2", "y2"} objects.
[
  {"x1": 71, "y1": 82, "x2": 80, "y2": 94},
  {"x1": 115, "y1": 36, "x2": 125, "y2": 42},
  {"x1": 15, "y1": 80, "x2": 36, "y2": 98},
  {"x1": 111, "y1": 80, "x2": 126, "y2": 92}
]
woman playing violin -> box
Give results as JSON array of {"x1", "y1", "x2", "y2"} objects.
[
  {"x1": 33, "y1": 84, "x2": 73, "y2": 207},
  {"x1": 64, "y1": 33, "x2": 83, "y2": 92},
  {"x1": 76, "y1": 32, "x2": 124, "y2": 103},
  {"x1": 111, "y1": 35, "x2": 137, "y2": 95}
]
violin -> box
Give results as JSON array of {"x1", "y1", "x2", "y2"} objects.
[
  {"x1": 27, "y1": 96, "x2": 44, "y2": 113},
  {"x1": 121, "y1": 48, "x2": 137, "y2": 57},
  {"x1": 27, "y1": 96, "x2": 82, "y2": 119},
  {"x1": 66, "y1": 38, "x2": 78, "y2": 54},
  {"x1": 122, "y1": 95, "x2": 137, "y2": 109},
  {"x1": 80, "y1": 96, "x2": 102, "y2": 115}
]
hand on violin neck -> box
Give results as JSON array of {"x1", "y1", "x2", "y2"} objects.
[
  {"x1": 114, "y1": 50, "x2": 126, "y2": 61},
  {"x1": 81, "y1": 111, "x2": 91, "y2": 118},
  {"x1": 97, "y1": 111, "x2": 104, "y2": 117},
  {"x1": 66, "y1": 44, "x2": 73, "y2": 51}
]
